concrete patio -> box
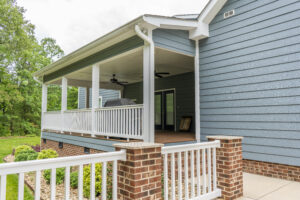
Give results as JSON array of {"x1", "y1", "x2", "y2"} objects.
[{"x1": 239, "y1": 173, "x2": 300, "y2": 200}]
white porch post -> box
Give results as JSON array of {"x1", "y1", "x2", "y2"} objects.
[
  {"x1": 91, "y1": 64, "x2": 100, "y2": 137},
  {"x1": 41, "y1": 84, "x2": 48, "y2": 130},
  {"x1": 142, "y1": 28, "x2": 155, "y2": 143},
  {"x1": 195, "y1": 40, "x2": 201, "y2": 142},
  {"x1": 61, "y1": 77, "x2": 68, "y2": 133}
]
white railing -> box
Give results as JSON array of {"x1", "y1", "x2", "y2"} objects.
[
  {"x1": 162, "y1": 140, "x2": 221, "y2": 200},
  {"x1": 42, "y1": 105, "x2": 144, "y2": 140},
  {"x1": 95, "y1": 105, "x2": 143, "y2": 139},
  {"x1": 0, "y1": 150, "x2": 126, "y2": 200},
  {"x1": 64, "y1": 109, "x2": 92, "y2": 133},
  {"x1": 43, "y1": 111, "x2": 62, "y2": 131}
]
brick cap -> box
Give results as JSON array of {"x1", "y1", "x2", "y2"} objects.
[
  {"x1": 206, "y1": 135, "x2": 243, "y2": 140},
  {"x1": 114, "y1": 142, "x2": 164, "y2": 149}
]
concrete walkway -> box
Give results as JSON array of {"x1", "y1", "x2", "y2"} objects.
[{"x1": 239, "y1": 173, "x2": 300, "y2": 200}]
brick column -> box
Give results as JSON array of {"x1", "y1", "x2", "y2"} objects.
[
  {"x1": 207, "y1": 136, "x2": 243, "y2": 200},
  {"x1": 114, "y1": 142, "x2": 163, "y2": 200}
]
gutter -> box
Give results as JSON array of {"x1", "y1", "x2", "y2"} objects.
[{"x1": 134, "y1": 25, "x2": 154, "y2": 46}]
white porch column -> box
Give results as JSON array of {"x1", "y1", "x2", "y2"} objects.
[
  {"x1": 91, "y1": 64, "x2": 100, "y2": 137},
  {"x1": 195, "y1": 40, "x2": 201, "y2": 142},
  {"x1": 143, "y1": 28, "x2": 155, "y2": 143},
  {"x1": 61, "y1": 77, "x2": 68, "y2": 133},
  {"x1": 41, "y1": 84, "x2": 48, "y2": 130}
]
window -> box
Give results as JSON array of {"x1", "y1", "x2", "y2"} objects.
[
  {"x1": 43, "y1": 139, "x2": 47, "y2": 144},
  {"x1": 59, "y1": 142, "x2": 63, "y2": 149},
  {"x1": 84, "y1": 147, "x2": 90, "y2": 154},
  {"x1": 98, "y1": 96, "x2": 103, "y2": 108}
]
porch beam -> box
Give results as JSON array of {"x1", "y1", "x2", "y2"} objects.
[
  {"x1": 91, "y1": 64, "x2": 100, "y2": 137},
  {"x1": 195, "y1": 40, "x2": 201, "y2": 142},
  {"x1": 61, "y1": 77, "x2": 68, "y2": 133}
]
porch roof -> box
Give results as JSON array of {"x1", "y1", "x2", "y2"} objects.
[{"x1": 34, "y1": 15, "x2": 198, "y2": 83}]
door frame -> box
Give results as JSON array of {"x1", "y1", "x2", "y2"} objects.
[{"x1": 155, "y1": 88, "x2": 176, "y2": 132}]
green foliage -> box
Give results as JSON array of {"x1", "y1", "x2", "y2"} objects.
[
  {"x1": 43, "y1": 168, "x2": 65, "y2": 185},
  {"x1": 37, "y1": 149, "x2": 58, "y2": 160},
  {"x1": 0, "y1": 0, "x2": 67, "y2": 136},
  {"x1": 70, "y1": 171, "x2": 78, "y2": 189},
  {"x1": 14, "y1": 145, "x2": 33, "y2": 157},
  {"x1": 14, "y1": 149, "x2": 38, "y2": 162},
  {"x1": 83, "y1": 163, "x2": 113, "y2": 199}
]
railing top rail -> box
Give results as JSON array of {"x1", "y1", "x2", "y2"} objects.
[
  {"x1": 0, "y1": 150, "x2": 126, "y2": 175},
  {"x1": 44, "y1": 110, "x2": 61, "y2": 114},
  {"x1": 64, "y1": 108, "x2": 92, "y2": 113},
  {"x1": 95, "y1": 104, "x2": 144, "y2": 111},
  {"x1": 161, "y1": 140, "x2": 220, "y2": 154}
]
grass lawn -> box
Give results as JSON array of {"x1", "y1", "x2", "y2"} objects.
[{"x1": 0, "y1": 136, "x2": 40, "y2": 200}]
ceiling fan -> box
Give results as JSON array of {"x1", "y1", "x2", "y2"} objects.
[
  {"x1": 110, "y1": 74, "x2": 128, "y2": 86},
  {"x1": 155, "y1": 71, "x2": 170, "y2": 78}
]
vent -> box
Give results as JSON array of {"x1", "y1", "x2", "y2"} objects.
[{"x1": 224, "y1": 10, "x2": 235, "y2": 19}]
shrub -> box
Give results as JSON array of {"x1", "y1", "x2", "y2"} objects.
[
  {"x1": 14, "y1": 145, "x2": 33, "y2": 157},
  {"x1": 70, "y1": 171, "x2": 78, "y2": 189},
  {"x1": 83, "y1": 163, "x2": 113, "y2": 199},
  {"x1": 43, "y1": 168, "x2": 65, "y2": 185},
  {"x1": 37, "y1": 149, "x2": 58, "y2": 160},
  {"x1": 14, "y1": 149, "x2": 38, "y2": 162},
  {"x1": 37, "y1": 149, "x2": 64, "y2": 185}
]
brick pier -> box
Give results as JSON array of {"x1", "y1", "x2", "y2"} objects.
[
  {"x1": 114, "y1": 142, "x2": 163, "y2": 200},
  {"x1": 207, "y1": 136, "x2": 244, "y2": 200}
]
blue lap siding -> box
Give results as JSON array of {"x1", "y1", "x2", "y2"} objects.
[{"x1": 199, "y1": 0, "x2": 300, "y2": 166}]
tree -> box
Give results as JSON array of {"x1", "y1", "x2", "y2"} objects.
[{"x1": 0, "y1": 0, "x2": 69, "y2": 136}]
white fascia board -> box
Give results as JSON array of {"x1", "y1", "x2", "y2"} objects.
[
  {"x1": 198, "y1": 0, "x2": 228, "y2": 24},
  {"x1": 189, "y1": 0, "x2": 227, "y2": 40},
  {"x1": 143, "y1": 15, "x2": 198, "y2": 30}
]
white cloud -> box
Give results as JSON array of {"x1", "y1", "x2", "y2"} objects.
[{"x1": 18, "y1": 0, "x2": 208, "y2": 54}]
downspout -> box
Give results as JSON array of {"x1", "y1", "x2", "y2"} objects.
[
  {"x1": 135, "y1": 24, "x2": 155, "y2": 142},
  {"x1": 195, "y1": 40, "x2": 201, "y2": 142}
]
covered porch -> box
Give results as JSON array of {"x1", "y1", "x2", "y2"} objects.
[{"x1": 38, "y1": 22, "x2": 201, "y2": 144}]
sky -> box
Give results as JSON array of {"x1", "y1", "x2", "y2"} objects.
[{"x1": 18, "y1": 0, "x2": 209, "y2": 55}]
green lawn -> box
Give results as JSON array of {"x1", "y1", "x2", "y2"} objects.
[{"x1": 0, "y1": 136, "x2": 40, "y2": 200}]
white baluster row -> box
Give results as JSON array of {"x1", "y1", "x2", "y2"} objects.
[
  {"x1": 161, "y1": 140, "x2": 220, "y2": 200},
  {"x1": 0, "y1": 150, "x2": 126, "y2": 200}
]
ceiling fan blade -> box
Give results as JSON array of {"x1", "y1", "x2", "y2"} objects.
[
  {"x1": 118, "y1": 81, "x2": 128, "y2": 84},
  {"x1": 155, "y1": 73, "x2": 163, "y2": 78},
  {"x1": 156, "y1": 72, "x2": 170, "y2": 75}
]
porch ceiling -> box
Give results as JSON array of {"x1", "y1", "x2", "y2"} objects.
[{"x1": 50, "y1": 47, "x2": 194, "y2": 87}]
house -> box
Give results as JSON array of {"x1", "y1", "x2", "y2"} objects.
[{"x1": 34, "y1": 0, "x2": 300, "y2": 182}]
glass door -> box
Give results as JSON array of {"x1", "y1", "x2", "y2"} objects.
[{"x1": 155, "y1": 90, "x2": 175, "y2": 131}]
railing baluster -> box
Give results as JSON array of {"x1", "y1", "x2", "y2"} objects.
[
  {"x1": 163, "y1": 154, "x2": 168, "y2": 200},
  {"x1": 113, "y1": 160, "x2": 117, "y2": 200},
  {"x1": 102, "y1": 162, "x2": 107, "y2": 200},
  {"x1": 213, "y1": 147, "x2": 217, "y2": 191},
  {"x1": 191, "y1": 150, "x2": 195, "y2": 198},
  {"x1": 196, "y1": 150, "x2": 201, "y2": 196},
  {"x1": 178, "y1": 152, "x2": 182, "y2": 200},
  {"x1": 18, "y1": 172, "x2": 24, "y2": 200},
  {"x1": 184, "y1": 151, "x2": 189, "y2": 200},
  {"x1": 51, "y1": 168, "x2": 56, "y2": 200},
  {"x1": 91, "y1": 163, "x2": 95, "y2": 200},
  {"x1": 171, "y1": 153, "x2": 175, "y2": 200},
  {"x1": 208, "y1": 148, "x2": 212, "y2": 193},
  {"x1": 78, "y1": 164, "x2": 83, "y2": 200},
  {"x1": 0, "y1": 175, "x2": 7, "y2": 200},
  {"x1": 35, "y1": 170, "x2": 41, "y2": 200},
  {"x1": 65, "y1": 166, "x2": 70, "y2": 199},
  {"x1": 202, "y1": 149, "x2": 207, "y2": 194}
]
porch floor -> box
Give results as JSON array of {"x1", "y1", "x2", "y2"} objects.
[
  {"x1": 155, "y1": 131, "x2": 195, "y2": 144},
  {"x1": 239, "y1": 173, "x2": 300, "y2": 200}
]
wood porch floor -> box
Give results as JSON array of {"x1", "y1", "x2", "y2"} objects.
[{"x1": 155, "y1": 131, "x2": 196, "y2": 144}]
